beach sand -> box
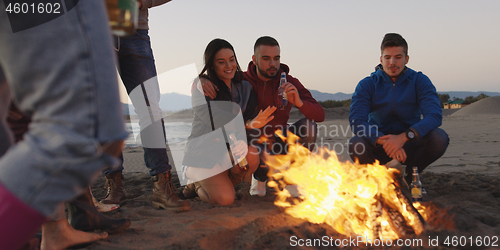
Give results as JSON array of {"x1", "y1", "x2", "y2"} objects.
[{"x1": 85, "y1": 98, "x2": 500, "y2": 249}]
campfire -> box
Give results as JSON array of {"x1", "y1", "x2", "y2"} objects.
[{"x1": 262, "y1": 132, "x2": 450, "y2": 241}]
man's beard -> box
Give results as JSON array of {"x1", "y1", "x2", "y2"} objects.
[{"x1": 257, "y1": 66, "x2": 278, "y2": 79}]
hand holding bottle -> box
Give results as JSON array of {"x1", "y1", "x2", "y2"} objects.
[
  {"x1": 278, "y1": 75, "x2": 303, "y2": 108},
  {"x1": 229, "y1": 134, "x2": 249, "y2": 171}
]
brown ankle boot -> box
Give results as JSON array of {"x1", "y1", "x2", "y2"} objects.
[
  {"x1": 101, "y1": 172, "x2": 126, "y2": 204},
  {"x1": 152, "y1": 172, "x2": 190, "y2": 212}
]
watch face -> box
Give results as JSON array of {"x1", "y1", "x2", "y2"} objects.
[{"x1": 408, "y1": 131, "x2": 415, "y2": 139}]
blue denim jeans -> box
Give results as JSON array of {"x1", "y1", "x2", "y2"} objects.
[
  {"x1": 0, "y1": 0, "x2": 127, "y2": 217},
  {"x1": 253, "y1": 118, "x2": 318, "y2": 182},
  {"x1": 349, "y1": 128, "x2": 449, "y2": 177},
  {"x1": 105, "y1": 29, "x2": 171, "y2": 176}
]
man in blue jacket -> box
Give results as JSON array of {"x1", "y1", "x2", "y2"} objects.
[{"x1": 349, "y1": 33, "x2": 449, "y2": 184}]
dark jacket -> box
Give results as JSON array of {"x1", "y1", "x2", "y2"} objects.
[
  {"x1": 349, "y1": 65, "x2": 442, "y2": 145},
  {"x1": 182, "y1": 79, "x2": 258, "y2": 168},
  {"x1": 244, "y1": 62, "x2": 325, "y2": 137}
]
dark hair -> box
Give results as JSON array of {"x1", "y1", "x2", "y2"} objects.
[
  {"x1": 199, "y1": 38, "x2": 243, "y2": 83},
  {"x1": 381, "y1": 33, "x2": 408, "y2": 56},
  {"x1": 253, "y1": 36, "x2": 280, "y2": 54}
]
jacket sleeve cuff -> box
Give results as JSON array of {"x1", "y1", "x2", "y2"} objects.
[{"x1": 409, "y1": 127, "x2": 420, "y2": 140}]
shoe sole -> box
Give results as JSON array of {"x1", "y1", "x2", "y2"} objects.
[
  {"x1": 152, "y1": 201, "x2": 191, "y2": 212},
  {"x1": 250, "y1": 191, "x2": 266, "y2": 197}
]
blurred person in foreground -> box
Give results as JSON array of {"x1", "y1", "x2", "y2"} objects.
[
  {"x1": 348, "y1": 33, "x2": 449, "y2": 185},
  {"x1": 0, "y1": 1, "x2": 127, "y2": 249},
  {"x1": 7, "y1": 103, "x2": 131, "y2": 250}
]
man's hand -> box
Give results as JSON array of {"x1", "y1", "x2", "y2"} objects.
[
  {"x1": 378, "y1": 133, "x2": 408, "y2": 161},
  {"x1": 247, "y1": 106, "x2": 276, "y2": 129},
  {"x1": 200, "y1": 77, "x2": 218, "y2": 99},
  {"x1": 392, "y1": 148, "x2": 407, "y2": 163},
  {"x1": 281, "y1": 82, "x2": 303, "y2": 108}
]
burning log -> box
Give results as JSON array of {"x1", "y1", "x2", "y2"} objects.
[
  {"x1": 368, "y1": 198, "x2": 383, "y2": 241},
  {"x1": 391, "y1": 178, "x2": 428, "y2": 235}
]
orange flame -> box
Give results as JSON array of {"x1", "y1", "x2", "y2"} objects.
[{"x1": 263, "y1": 132, "x2": 448, "y2": 240}]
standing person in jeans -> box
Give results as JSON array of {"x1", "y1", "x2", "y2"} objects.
[
  {"x1": 102, "y1": 0, "x2": 190, "y2": 212},
  {"x1": 348, "y1": 33, "x2": 449, "y2": 185},
  {"x1": 0, "y1": 0, "x2": 127, "y2": 249}
]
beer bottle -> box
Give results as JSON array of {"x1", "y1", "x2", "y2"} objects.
[
  {"x1": 278, "y1": 72, "x2": 288, "y2": 110},
  {"x1": 410, "y1": 166, "x2": 423, "y2": 202},
  {"x1": 229, "y1": 134, "x2": 249, "y2": 171},
  {"x1": 105, "y1": 0, "x2": 138, "y2": 37}
]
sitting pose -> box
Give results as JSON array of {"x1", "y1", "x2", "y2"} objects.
[
  {"x1": 201, "y1": 36, "x2": 325, "y2": 197},
  {"x1": 349, "y1": 33, "x2": 449, "y2": 184},
  {"x1": 182, "y1": 38, "x2": 275, "y2": 205}
]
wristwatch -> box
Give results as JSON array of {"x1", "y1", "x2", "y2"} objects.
[{"x1": 406, "y1": 129, "x2": 416, "y2": 141}]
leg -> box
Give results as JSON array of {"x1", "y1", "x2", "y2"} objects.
[
  {"x1": 288, "y1": 118, "x2": 318, "y2": 152},
  {"x1": 246, "y1": 145, "x2": 260, "y2": 174},
  {"x1": 67, "y1": 188, "x2": 131, "y2": 233},
  {"x1": 41, "y1": 219, "x2": 107, "y2": 250},
  {"x1": 117, "y1": 29, "x2": 171, "y2": 175},
  {"x1": 114, "y1": 30, "x2": 190, "y2": 210},
  {"x1": 197, "y1": 168, "x2": 236, "y2": 206},
  {"x1": 403, "y1": 128, "x2": 449, "y2": 173},
  {"x1": 348, "y1": 136, "x2": 392, "y2": 165},
  {"x1": 251, "y1": 119, "x2": 318, "y2": 185},
  {"x1": 0, "y1": 70, "x2": 13, "y2": 156},
  {"x1": 184, "y1": 161, "x2": 236, "y2": 206}
]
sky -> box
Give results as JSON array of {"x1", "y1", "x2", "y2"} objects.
[{"x1": 131, "y1": 0, "x2": 500, "y2": 97}]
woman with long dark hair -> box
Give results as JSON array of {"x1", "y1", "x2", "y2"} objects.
[{"x1": 182, "y1": 38, "x2": 275, "y2": 205}]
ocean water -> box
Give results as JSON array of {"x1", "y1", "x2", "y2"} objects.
[{"x1": 124, "y1": 121, "x2": 192, "y2": 149}]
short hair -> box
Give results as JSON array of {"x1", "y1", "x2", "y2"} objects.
[
  {"x1": 381, "y1": 33, "x2": 408, "y2": 56},
  {"x1": 253, "y1": 36, "x2": 280, "y2": 54}
]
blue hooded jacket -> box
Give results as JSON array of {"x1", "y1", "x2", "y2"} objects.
[{"x1": 349, "y1": 65, "x2": 442, "y2": 145}]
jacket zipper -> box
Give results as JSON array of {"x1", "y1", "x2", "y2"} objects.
[
  {"x1": 390, "y1": 82, "x2": 395, "y2": 117},
  {"x1": 262, "y1": 81, "x2": 267, "y2": 100}
]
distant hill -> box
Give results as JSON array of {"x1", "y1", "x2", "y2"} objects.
[
  {"x1": 437, "y1": 91, "x2": 500, "y2": 100},
  {"x1": 309, "y1": 90, "x2": 352, "y2": 102},
  {"x1": 309, "y1": 90, "x2": 500, "y2": 102},
  {"x1": 122, "y1": 90, "x2": 500, "y2": 115}
]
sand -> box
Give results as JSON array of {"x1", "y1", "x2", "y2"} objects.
[{"x1": 84, "y1": 99, "x2": 500, "y2": 249}]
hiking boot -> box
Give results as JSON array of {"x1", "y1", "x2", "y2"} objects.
[
  {"x1": 152, "y1": 172, "x2": 190, "y2": 212},
  {"x1": 249, "y1": 175, "x2": 267, "y2": 197},
  {"x1": 101, "y1": 172, "x2": 126, "y2": 204},
  {"x1": 67, "y1": 188, "x2": 131, "y2": 234}
]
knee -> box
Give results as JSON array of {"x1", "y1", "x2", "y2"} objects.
[
  {"x1": 293, "y1": 119, "x2": 318, "y2": 149},
  {"x1": 426, "y1": 128, "x2": 449, "y2": 152},
  {"x1": 348, "y1": 136, "x2": 369, "y2": 156},
  {"x1": 210, "y1": 192, "x2": 235, "y2": 206}
]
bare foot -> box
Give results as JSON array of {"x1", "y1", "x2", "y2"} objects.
[{"x1": 41, "y1": 219, "x2": 107, "y2": 250}]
